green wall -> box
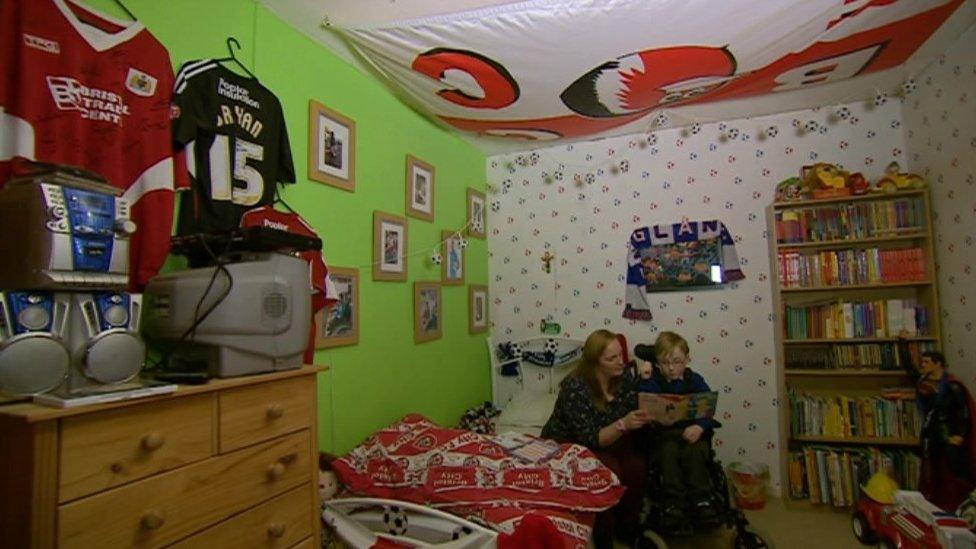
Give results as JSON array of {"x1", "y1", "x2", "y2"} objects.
[{"x1": 89, "y1": 0, "x2": 490, "y2": 453}]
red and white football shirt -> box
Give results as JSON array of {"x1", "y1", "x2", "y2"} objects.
[
  {"x1": 0, "y1": 0, "x2": 187, "y2": 289},
  {"x1": 240, "y1": 206, "x2": 337, "y2": 363}
]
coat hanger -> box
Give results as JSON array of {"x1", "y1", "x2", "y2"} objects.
[
  {"x1": 113, "y1": 0, "x2": 137, "y2": 21},
  {"x1": 214, "y1": 37, "x2": 258, "y2": 81},
  {"x1": 274, "y1": 186, "x2": 296, "y2": 214}
]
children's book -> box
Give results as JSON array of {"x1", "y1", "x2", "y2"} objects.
[
  {"x1": 493, "y1": 431, "x2": 561, "y2": 463},
  {"x1": 638, "y1": 391, "x2": 718, "y2": 426}
]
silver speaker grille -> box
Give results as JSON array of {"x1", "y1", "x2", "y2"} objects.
[{"x1": 263, "y1": 292, "x2": 287, "y2": 319}]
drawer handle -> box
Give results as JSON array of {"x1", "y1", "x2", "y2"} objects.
[
  {"x1": 266, "y1": 462, "x2": 286, "y2": 480},
  {"x1": 140, "y1": 511, "x2": 166, "y2": 530},
  {"x1": 267, "y1": 523, "x2": 286, "y2": 538},
  {"x1": 141, "y1": 432, "x2": 165, "y2": 451},
  {"x1": 266, "y1": 404, "x2": 285, "y2": 420}
]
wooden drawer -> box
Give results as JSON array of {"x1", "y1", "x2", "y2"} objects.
[
  {"x1": 58, "y1": 430, "x2": 310, "y2": 549},
  {"x1": 59, "y1": 394, "x2": 212, "y2": 502},
  {"x1": 170, "y1": 484, "x2": 312, "y2": 549},
  {"x1": 289, "y1": 538, "x2": 314, "y2": 549},
  {"x1": 218, "y1": 376, "x2": 312, "y2": 453}
]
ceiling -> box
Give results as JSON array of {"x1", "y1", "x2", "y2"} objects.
[{"x1": 260, "y1": 0, "x2": 976, "y2": 155}]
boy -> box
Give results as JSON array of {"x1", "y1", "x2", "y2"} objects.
[{"x1": 637, "y1": 331, "x2": 718, "y2": 533}]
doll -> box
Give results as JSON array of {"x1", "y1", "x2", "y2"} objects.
[{"x1": 319, "y1": 452, "x2": 341, "y2": 548}]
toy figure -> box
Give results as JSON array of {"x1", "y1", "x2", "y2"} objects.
[
  {"x1": 541, "y1": 251, "x2": 555, "y2": 273},
  {"x1": 774, "y1": 177, "x2": 808, "y2": 202},
  {"x1": 849, "y1": 172, "x2": 870, "y2": 195},
  {"x1": 875, "y1": 161, "x2": 927, "y2": 193}
]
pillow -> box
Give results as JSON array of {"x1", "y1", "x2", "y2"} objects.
[{"x1": 498, "y1": 390, "x2": 558, "y2": 427}]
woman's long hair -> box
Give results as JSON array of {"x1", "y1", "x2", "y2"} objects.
[{"x1": 573, "y1": 329, "x2": 620, "y2": 411}]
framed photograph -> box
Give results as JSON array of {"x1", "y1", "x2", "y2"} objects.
[
  {"x1": 414, "y1": 281, "x2": 442, "y2": 343},
  {"x1": 373, "y1": 211, "x2": 408, "y2": 281},
  {"x1": 405, "y1": 155, "x2": 435, "y2": 221},
  {"x1": 315, "y1": 267, "x2": 359, "y2": 348},
  {"x1": 466, "y1": 188, "x2": 486, "y2": 239},
  {"x1": 308, "y1": 100, "x2": 356, "y2": 192},
  {"x1": 469, "y1": 284, "x2": 488, "y2": 334},
  {"x1": 441, "y1": 230, "x2": 465, "y2": 286}
]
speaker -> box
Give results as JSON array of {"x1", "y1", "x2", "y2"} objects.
[
  {"x1": 64, "y1": 292, "x2": 145, "y2": 392},
  {"x1": 0, "y1": 291, "x2": 71, "y2": 396}
]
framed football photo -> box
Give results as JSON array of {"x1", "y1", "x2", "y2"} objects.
[
  {"x1": 466, "y1": 188, "x2": 486, "y2": 239},
  {"x1": 469, "y1": 284, "x2": 488, "y2": 334},
  {"x1": 441, "y1": 230, "x2": 465, "y2": 286},
  {"x1": 373, "y1": 211, "x2": 408, "y2": 281},
  {"x1": 309, "y1": 100, "x2": 356, "y2": 192},
  {"x1": 405, "y1": 155, "x2": 435, "y2": 221},
  {"x1": 414, "y1": 281, "x2": 442, "y2": 343},
  {"x1": 315, "y1": 267, "x2": 359, "y2": 348}
]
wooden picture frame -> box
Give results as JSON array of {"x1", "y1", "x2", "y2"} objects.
[
  {"x1": 405, "y1": 155, "x2": 435, "y2": 221},
  {"x1": 373, "y1": 211, "x2": 408, "y2": 281},
  {"x1": 308, "y1": 100, "x2": 356, "y2": 192},
  {"x1": 414, "y1": 281, "x2": 442, "y2": 343},
  {"x1": 466, "y1": 188, "x2": 486, "y2": 239},
  {"x1": 469, "y1": 284, "x2": 488, "y2": 334},
  {"x1": 315, "y1": 267, "x2": 359, "y2": 348},
  {"x1": 441, "y1": 230, "x2": 465, "y2": 286}
]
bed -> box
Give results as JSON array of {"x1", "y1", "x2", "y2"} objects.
[{"x1": 329, "y1": 414, "x2": 625, "y2": 548}]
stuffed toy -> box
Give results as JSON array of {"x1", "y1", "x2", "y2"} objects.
[
  {"x1": 319, "y1": 452, "x2": 341, "y2": 548},
  {"x1": 801, "y1": 163, "x2": 850, "y2": 198},
  {"x1": 774, "y1": 176, "x2": 808, "y2": 202},
  {"x1": 458, "y1": 401, "x2": 502, "y2": 434}
]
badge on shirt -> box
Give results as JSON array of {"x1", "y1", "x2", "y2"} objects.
[{"x1": 125, "y1": 68, "x2": 157, "y2": 97}]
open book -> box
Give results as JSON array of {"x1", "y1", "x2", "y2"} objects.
[{"x1": 638, "y1": 391, "x2": 718, "y2": 426}]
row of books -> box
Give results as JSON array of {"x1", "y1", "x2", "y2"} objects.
[
  {"x1": 785, "y1": 341, "x2": 935, "y2": 371},
  {"x1": 788, "y1": 390, "x2": 920, "y2": 440},
  {"x1": 788, "y1": 446, "x2": 920, "y2": 506},
  {"x1": 775, "y1": 197, "x2": 926, "y2": 244},
  {"x1": 784, "y1": 299, "x2": 929, "y2": 340},
  {"x1": 777, "y1": 247, "x2": 926, "y2": 288}
]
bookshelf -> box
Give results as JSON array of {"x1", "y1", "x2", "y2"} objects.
[{"x1": 767, "y1": 189, "x2": 940, "y2": 508}]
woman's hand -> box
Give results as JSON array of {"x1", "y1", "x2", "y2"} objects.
[
  {"x1": 622, "y1": 409, "x2": 650, "y2": 431},
  {"x1": 683, "y1": 424, "x2": 704, "y2": 443}
]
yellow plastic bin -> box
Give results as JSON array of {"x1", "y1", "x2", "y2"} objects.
[{"x1": 728, "y1": 462, "x2": 769, "y2": 510}]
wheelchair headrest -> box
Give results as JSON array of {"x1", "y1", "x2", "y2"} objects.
[{"x1": 634, "y1": 343, "x2": 656, "y2": 363}]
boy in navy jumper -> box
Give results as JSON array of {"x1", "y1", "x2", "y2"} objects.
[{"x1": 638, "y1": 331, "x2": 718, "y2": 531}]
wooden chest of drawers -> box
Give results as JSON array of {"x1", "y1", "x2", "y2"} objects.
[{"x1": 0, "y1": 366, "x2": 323, "y2": 549}]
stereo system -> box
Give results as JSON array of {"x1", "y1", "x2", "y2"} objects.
[{"x1": 0, "y1": 175, "x2": 146, "y2": 399}]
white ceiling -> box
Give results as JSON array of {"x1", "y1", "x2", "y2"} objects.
[{"x1": 260, "y1": 0, "x2": 976, "y2": 156}]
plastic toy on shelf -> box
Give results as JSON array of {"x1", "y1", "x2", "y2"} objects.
[
  {"x1": 874, "y1": 162, "x2": 927, "y2": 194},
  {"x1": 852, "y1": 472, "x2": 975, "y2": 548},
  {"x1": 801, "y1": 163, "x2": 851, "y2": 199}
]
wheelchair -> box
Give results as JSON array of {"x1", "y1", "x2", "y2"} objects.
[{"x1": 633, "y1": 421, "x2": 768, "y2": 549}]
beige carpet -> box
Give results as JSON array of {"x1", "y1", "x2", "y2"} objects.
[{"x1": 618, "y1": 498, "x2": 861, "y2": 549}]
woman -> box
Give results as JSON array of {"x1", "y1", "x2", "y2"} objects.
[{"x1": 542, "y1": 330, "x2": 650, "y2": 547}]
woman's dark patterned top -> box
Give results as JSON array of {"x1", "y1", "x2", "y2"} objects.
[{"x1": 541, "y1": 369, "x2": 638, "y2": 449}]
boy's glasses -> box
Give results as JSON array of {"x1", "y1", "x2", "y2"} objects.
[{"x1": 659, "y1": 359, "x2": 689, "y2": 367}]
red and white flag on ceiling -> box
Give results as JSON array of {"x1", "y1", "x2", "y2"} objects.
[{"x1": 337, "y1": 0, "x2": 968, "y2": 141}]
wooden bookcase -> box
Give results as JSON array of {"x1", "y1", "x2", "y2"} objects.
[{"x1": 767, "y1": 189, "x2": 940, "y2": 508}]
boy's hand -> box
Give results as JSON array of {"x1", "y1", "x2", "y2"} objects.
[
  {"x1": 682, "y1": 424, "x2": 704, "y2": 443},
  {"x1": 636, "y1": 359, "x2": 653, "y2": 379}
]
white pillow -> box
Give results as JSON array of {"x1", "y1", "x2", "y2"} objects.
[{"x1": 497, "y1": 390, "x2": 558, "y2": 427}]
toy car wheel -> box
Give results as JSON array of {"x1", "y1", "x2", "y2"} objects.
[{"x1": 851, "y1": 512, "x2": 876, "y2": 545}]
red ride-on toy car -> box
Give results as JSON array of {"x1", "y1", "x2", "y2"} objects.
[{"x1": 852, "y1": 472, "x2": 975, "y2": 548}]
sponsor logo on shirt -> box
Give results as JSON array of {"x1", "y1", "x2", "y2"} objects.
[
  {"x1": 46, "y1": 76, "x2": 131, "y2": 125},
  {"x1": 125, "y1": 68, "x2": 158, "y2": 97},
  {"x1": 217, "y1": 77, "x2": 260, "y2": 109},
  {"x1": 262, "y1": 219, "x2": 290, "y2": 232},
  {"x1": 23, "y1": 33, "x2": 59, "y2": 54}
]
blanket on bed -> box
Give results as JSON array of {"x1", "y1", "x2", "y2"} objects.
[{"x1": 333, "y1": 414, "x2": 625, "y2": 548}]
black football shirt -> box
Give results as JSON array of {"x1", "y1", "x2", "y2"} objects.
[{"x1": 172, "y1": 60, "x2": 295, "y2": 234}]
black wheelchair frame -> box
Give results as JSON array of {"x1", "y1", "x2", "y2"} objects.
[{"x1": 634, "y1": 422, "x2": 768, "y2": 549}]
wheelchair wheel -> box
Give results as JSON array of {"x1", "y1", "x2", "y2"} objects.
[{"x1": 636, "y1": 528, "x2": 668, "y2": 549}]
